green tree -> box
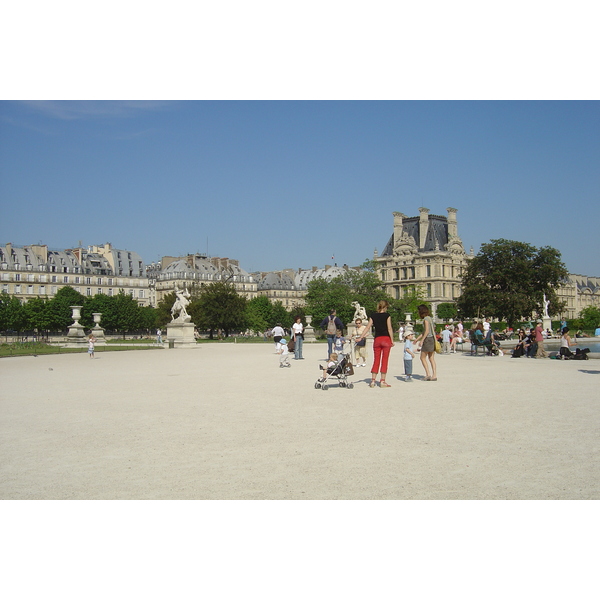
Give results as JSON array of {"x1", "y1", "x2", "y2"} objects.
[
  {"x1": 112, "y1": 290, "x2": 143, "y2": 335},
  {"x1": 23, "y1": 297, "x2": 53, "y2": 335},
  {"x1": 245, "y1": 295, "x2": 274, "y2": 334},
  {"x1": 271, "y1": 301, "x2": 292, "y2": 329},
  {"x1": 0, "y1": 293, "x2": 27, "y2": 332},
  {"x1": 47, "y1": 286, "x2": 87, "y2": 331},
  {"x1": 139, "y1": 305, "x2": 157, "y2": 332},
  {"x1": 457, "y1": 239, "x2": 569, "y2": 328},
  {"x1": 304, "y1": 260, "x2": 391, "y2": 328},
  {"x1": 578, "y1": 306, "x2": 600, "y2": 331},
  {"x1": 436, "y1": 302, "x2": 458, "y2": 322},
  {"x1": 194, "y1": 281, "x2": 247, "y2": 338},
  {"x1": 82, "y1": 293, "x2": 118, "y2": 330},
  {"x1": 156, "y1": 292, "x2": 176, "y2": 328}
]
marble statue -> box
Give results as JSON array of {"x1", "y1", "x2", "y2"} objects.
[
  {"x1": 171, "y1": 287, "x2": 192, "y2": 322},
  {"x1": 543, "y1": 294, "x2": 550, "y2": 319},
  {"x1": 352, "y1": 301, "x2": 368, "y2": 323}
]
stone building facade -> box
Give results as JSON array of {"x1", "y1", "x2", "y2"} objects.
[
  {"x1": 149, "y1": 254, "x2": 258, "y2": 305},
  {"x1": 254, "y1": 264, "x2": 353, "y2": 309},
  {"x1": 0, "y1": 242, "x2": 151, "y2": 306},
  {"x1": 373, "y1": 208, "x2": 472, "y2": 316}
]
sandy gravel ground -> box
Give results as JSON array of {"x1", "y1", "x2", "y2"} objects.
[{"x1": 1, "y1": 342, "x2": 598, "y2": 499}]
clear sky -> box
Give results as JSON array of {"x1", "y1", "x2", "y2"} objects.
[{"x1": 1, "y1": 100, "x2": 599, "y2": 276}]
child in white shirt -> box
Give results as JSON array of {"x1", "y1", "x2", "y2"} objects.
[
  {"x1": 279, "y1": 339, "x2": 291, "y2": 368},
  {"x1": 403, "y1": 333, "x2": 415, "y2": 381}
]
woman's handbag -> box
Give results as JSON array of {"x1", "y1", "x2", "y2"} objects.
[{"x1": 435, "y1": 339, "x2": 442, "y2": 354}]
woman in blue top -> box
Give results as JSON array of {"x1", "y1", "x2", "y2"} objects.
[{"x1": 356, "y1": 300, "x2": 395, "y2": 388}]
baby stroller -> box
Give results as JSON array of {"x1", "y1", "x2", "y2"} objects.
[{"x1": 315, "y1": 352, "x2": 354, "y2": 390}]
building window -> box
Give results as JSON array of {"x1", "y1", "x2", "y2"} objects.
[
  {"x1": 85, "y1": 277, "x2": 91, "y2": 285},
  {"x1": 427, "y1": 283, "x2": 432, "y2": 297},
  {"x1": 108, "y1": 289, "x2": 113, "y2": 296},
  {"x1": 28, "y1": 274, "x2": 34, "y2": 282},
  {"x1": 15, "y1": 273, "x2": 21, "y2": 281},
  {"x1": 63, "y1": 276, "x2": 69, "y2": 283},
  {"x1": 108, "y1": 278, "x2": 113, "y2": 285},
  {"x1": 75, "y1": 277, "x2": 81, "y2": 284},
  {"x1": 138, "y1": 290, "x2": 145, "y2": 298},
  {"x1": 51, "y1": 286, "x2": 57, "y2": 295},
  {"x1": 97, "y1": 278, "x2": 102, "y2": 285},
  {"x1": 426, "y1": 265, "x2": 431, "y2": 277},
  {"x1": 27, "y1": 285, "x2": 34, "y2": 294},
  {"x1": 39, "y1": 285, "x2": 46, "y2": 295},
  {"x1": 15, "y1": 285, "x2": 22, "y2": 294},
  {"x1": 2, "y1": 284, "x2": 8, "y2": 294},
  {"x1": 86, "y1": 288, "x2": 92, "y2": 296},
  {"x1": 97, "y1": 288, "x2": 102, "y2": 295}
]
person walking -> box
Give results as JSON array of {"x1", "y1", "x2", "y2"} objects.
[
  {"x1": 320, "y1": 309, "x2": 344, "y2": 359},
  {"x1": 414, "y1": 304, "x2": 437, "y2": 381},
  {"x1": 291, "y1": 316, "x2": 304, "y2": 360},
  {"x1": 271, "y1": 323, "x2": 285, "y2": 353},
  {"x1": 87, "y1": 333, "x2": 96, "y2": 359},
  {"x1": 356, "y1": 300, "x2": 395, "y2": 388},
  {"x1": 351, "y1": 318, "x2": 367, "y2": 367}
]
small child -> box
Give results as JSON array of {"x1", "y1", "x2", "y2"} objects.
[
  {"x1": 403, "y1": 333, "x2": 415, "y2": 381},
  {"x1": 333, "y1": 330, "x2": 345, "y2": 355},
  {"x1": 279, "y1": 339, "x2": 291, "y2": 368},
  {"x1": 321, "y1": 352, "x2": 338, "y2": 380},
  {"x1": 88, "y1": 334, "x2": 96, "y2": 359}
]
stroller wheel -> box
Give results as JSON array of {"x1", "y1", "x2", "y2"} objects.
[
  {"x1": 339, "y1": 382, "x2": 346, "y2": 387},
  {"x1": 322, "y1": 384, "x2": 329, "y2": 391},
  {"x1": 314, "y1": 382, "x2": 322, "y2": 389},
  {"x1": 347, "y1": 383, "x2": 354, "y2": 389}
]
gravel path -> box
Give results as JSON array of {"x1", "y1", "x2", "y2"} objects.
[{"x1": 1, "y1": 343, "x2": 598, "y2": 499}]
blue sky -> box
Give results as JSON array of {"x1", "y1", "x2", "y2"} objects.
[{"x1": 1, "y1": 100, "x2": 599, "y2": 276}]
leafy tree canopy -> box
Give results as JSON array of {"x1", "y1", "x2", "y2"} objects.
[
  {"x1": 457, "y1": 239, "x2": 569, "y2": 327},
  {"x1": 577, "y1": 306, "x2": 600, "y2": 330},
  {"x1": 436, "y1": 302, "x2": 458, "y2": 321},
  {"x1": 193, "y1": 281, "x2": 247, "y2": 338}
]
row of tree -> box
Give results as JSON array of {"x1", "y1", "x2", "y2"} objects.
[
  {"x1": 2, "y1": 240, "x2": 595, "y2": 338},
  {"x1": 0, "y1": 286, "x2": 156, "y2": 336}
]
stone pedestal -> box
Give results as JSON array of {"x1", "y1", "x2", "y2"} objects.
[
  {"x1": 65, "y1": 306, "x2": 87, "y2": 347},
  {"x1": 542, "y1": 317, "x2": 552, "y2": 333},
  {"x1": 91, "y1": 313, "x2": 106, "y2": 346},
  {"x1": 166, "y1": 322, "x2": 197, "y2": 348},
  {"x1": 303, "y1": 316, "x2": 317, "y2": 343}
]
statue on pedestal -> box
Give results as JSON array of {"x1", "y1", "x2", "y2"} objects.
[{"x1": 171, "y1": 287, "x2": 191, "y2": 323}]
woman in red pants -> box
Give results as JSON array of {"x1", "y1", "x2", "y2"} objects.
[{"x1": 356, "y1": 299, "x2": 395, "y2": 387}]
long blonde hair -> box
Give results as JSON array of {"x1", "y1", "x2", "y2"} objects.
[{"x1": 377, "y1": 300, "x2": 389, "y2": 312}]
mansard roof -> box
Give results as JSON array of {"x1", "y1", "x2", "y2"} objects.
[{"x1": 381, "y1": 214, "x2": 450, "y2": 257}]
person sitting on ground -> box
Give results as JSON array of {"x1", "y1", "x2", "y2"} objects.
[
  {"x1": 559, "y1": 327, "x2": 577, "y2": 359},
  {"x1": 525, "y1": 328, "x2": 536, "y2": 358}
]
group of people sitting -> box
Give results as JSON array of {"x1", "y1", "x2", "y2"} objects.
[{"x1": 511, "y1": 326, "x2": 577, "y2": 359}]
